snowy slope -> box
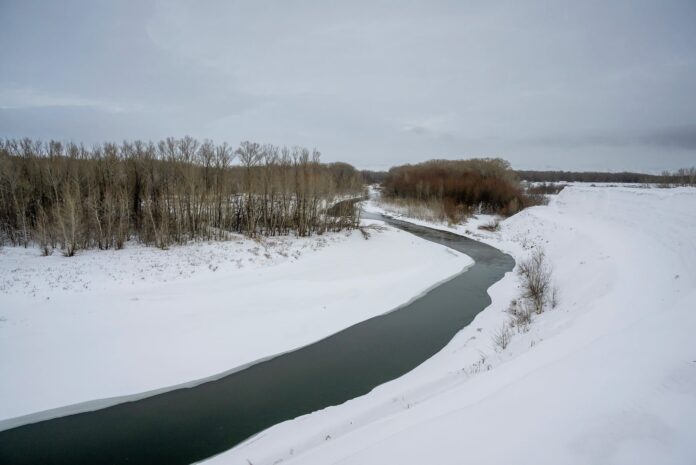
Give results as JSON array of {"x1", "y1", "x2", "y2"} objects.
[
  {"x1": 208, "y1": 186, "x2": 696, "y2": 465},
  {"x1": 0, "y1": 221, "x2": 472, "y2": 426}
]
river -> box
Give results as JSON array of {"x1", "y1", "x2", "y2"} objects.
[{"x1": 0, "y1": 212, "x2": 514, "y2": 465}]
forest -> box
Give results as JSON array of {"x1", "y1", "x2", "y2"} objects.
[{"x1": 0, "y1": 138, "x2": 363, "y2": 255}]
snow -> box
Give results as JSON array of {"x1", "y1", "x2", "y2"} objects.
[
  {"x1": 206, "y1": 185, "x2": 696, "y2": 465},
  {"x1": 0, "y1": 221, "x2": 472, "y2": 427}
]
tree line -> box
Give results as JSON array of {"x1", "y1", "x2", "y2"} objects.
[
  {"x1": 517, "y1": 168, "x2": 696, "y2": 185},
  {"x1": 0, "y1": 138, "x2": 363, "y2": 255},
  {"x1": 360, "y1": 170, "x2": 389, "y2": 184},
  {"x1": 381, "y1": 158, "x2": 535, "y2": 221},
  {"x1": 366, "y1": 168, "x2": 696, "y2": 186}
]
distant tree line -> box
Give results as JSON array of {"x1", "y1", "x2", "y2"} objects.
[
  {"x1": 516, "y1": 168, "x2": 696, "y2": 185},
  {"x1": 0, "y1": 138, "x2": 363, "y2": 255},
  {"x1": 360, "y1": 170, "x2": 389, "y2": 184},
  {"x1": 671, "y1": 167, "x2": 696, "y2": 185},
  {"x1": 381, "y1": 158, "x2": 537, "y2": 221}
]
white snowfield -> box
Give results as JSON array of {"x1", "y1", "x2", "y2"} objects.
[
  {"x1": 0, "y1": 220, "x2": 472, "y2": 426},
  {"x1": 207, "y1": 185, "x2": 696, "y2": 465}
]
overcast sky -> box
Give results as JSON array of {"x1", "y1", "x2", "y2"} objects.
[{"x1": 1, "y1": 1, "x2": 695, "y2": 171}]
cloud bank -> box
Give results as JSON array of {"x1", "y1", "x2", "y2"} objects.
[{"x1": 1, "y1": 0, "x2": 695, "y2": 171}]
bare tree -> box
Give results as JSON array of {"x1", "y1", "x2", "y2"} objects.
[{"x1": 0, "y1": 137, "x2": 362, "y2": 254}]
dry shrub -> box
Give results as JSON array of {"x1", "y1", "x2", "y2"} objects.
[
  {"x1": 358, "y1": 223, "x2": 387, "y2": 240},
  {"x1": 492, "y1": 324, "x2": 512, "y2": 351},
  {"x1": 507, "y1": 299, "x2": 532, "y2": 329},
  {"x1": 517, "y1": 248, "x2": 553, "y2": 314},
  {"x1": 521, "y1": 192, "x2": 549, "y2": 207},
  {"x1": 442, "y1": 197, "x2": 471, "y2": 224},
  {"x1": 551, "y1": 285, "x2": 559, "y2": 309},
  {"x1": 526, "y1": 182, "x2": 566, "y2": 195},
  {"x1": 377, "y1": 197, "x2": 449, "y2": 223},
  {"x1": 382, "y1": 158, "x2": 526, "y2": 217},
  {"x1": 478, "y1": 218, "x2": 500, "y2": 232}
]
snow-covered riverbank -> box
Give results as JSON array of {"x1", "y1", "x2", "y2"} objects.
[
  {"x1": 0, "y1": 221, "x2": 472, "y2": 426},
  {"x1": 208, "y1": 185, "x2": 696, "y2": 465}
]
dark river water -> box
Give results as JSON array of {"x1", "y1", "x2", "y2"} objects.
[{"x1": 0, "y1": 213, "x2": 513, "y2": 465}]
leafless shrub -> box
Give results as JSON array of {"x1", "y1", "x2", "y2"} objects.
[
  {"x1": 358, "y1": 223, "x2": 387, "y2": 240},
  {"x1": 517, "y1": 248, "x2": 552, "y2": 314},
  {"x1": 550, "y1": 285, "x2": 559, "y2": 309},
  {"x1": 376, "y1": 196, "x2": 473, "y2": 226},
  {"x1": 466, "y1": 351, "x2": 490, "y2": 374},
  {"x1": 507, "y1": 298, "x2": 532, "y2": 329},
  {"x1": 523, "y1": 193, "x2": 548, "y2": 207},
  {"x1": 377, "y1": 197, "x2": 448, "y2": 223},
  {"x1": 492, "y1": 323, "x2": 512, "y2": 351},
  {"x1": 478, "y1": 218, "x2": 500, "y2": 232},
  {"x1": 442, "y1": 198, "x2": 472, "y2": 225},
  {"x1": 526, "y1": 182, "x2": 565, "y2": 195}
]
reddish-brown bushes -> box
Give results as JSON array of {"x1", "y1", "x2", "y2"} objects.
[{"x1": 382, "y1": 158, "x2": 529, "y2": 218}]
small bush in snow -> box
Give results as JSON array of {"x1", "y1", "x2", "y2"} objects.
[
  {"x1": 492, "y1": 324, "x2": 512, "y2": 351},
  {"x1": 507, "y1": 299, "x2": 532, "y2": 329},
  {"x1": 517, "y1": 248, "x2": 553, "y2": 314},
  {"x1": 478, "y1": 218, "x2": 501, "y2": 232},
  {"x1": 358, "y1": 224, "x2": 387, "y2": 240},
  {"x1": 465, "y1": 351, "x2": 490, "y2": 374},
  {"x1": 550, "y1": 285, "x2": 560, "y2": 309}
]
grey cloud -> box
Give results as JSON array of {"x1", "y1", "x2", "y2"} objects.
[
  {"x1": 522, "y1": 126, "x2": 696, "y2": 150},
  {"x1": 1, "y1": 0, "x2": 695, "y2": 171},
  {"x1": 643, "y1": 125, "x2": 696, "y2": 150}
]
